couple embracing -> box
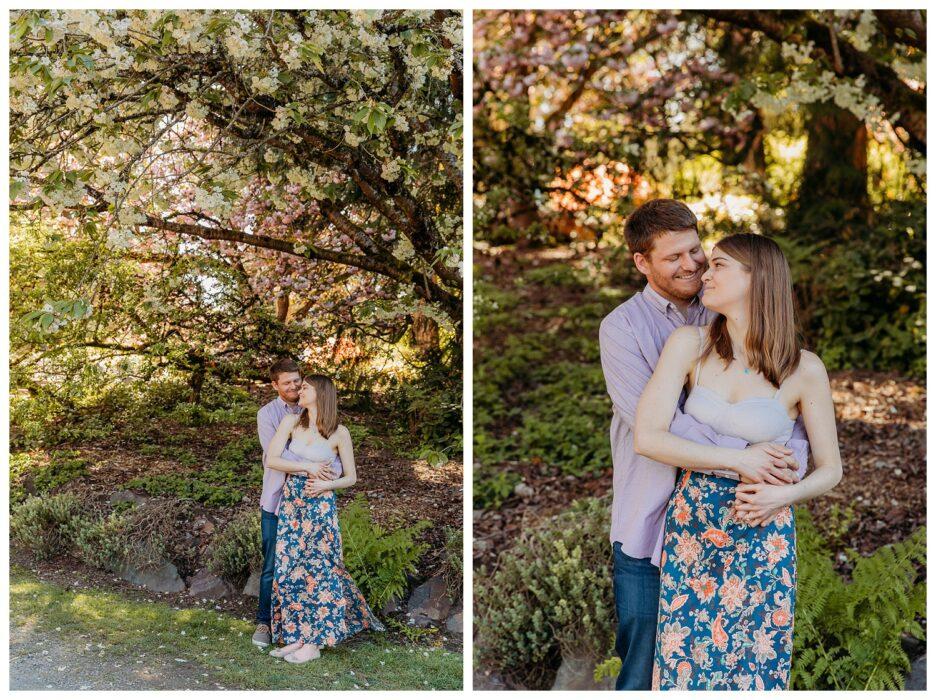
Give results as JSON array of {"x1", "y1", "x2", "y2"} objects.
[
  {"x1": 599, "y1": 199, "x2": 843, "y2": 690},
  {"x1": 250, "y1": 359, "x2": 383, "y2": 663}
]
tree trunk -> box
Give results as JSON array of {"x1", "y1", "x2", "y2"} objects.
[
  {"x1": 275, "y1": 292, "x2": 290, "y2": 323},
  {"x1": 790, "y1": 102, "x2": 870, "y2": 242},
  {"x1": 188, "y1": 362, "x2": 206, "y2": 405},
  {"x1": 411, "y1": 313, "x2": 440, "y2": 357}
]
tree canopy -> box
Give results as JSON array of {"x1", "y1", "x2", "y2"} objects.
[
  {"x1": 11, "y1": 9, "x2": 463, "y2": 394},
  {"x1": 474, "y1": 9, "x2": 924, "y2": 238}
]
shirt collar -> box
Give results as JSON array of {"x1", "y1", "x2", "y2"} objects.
[
  {"x1": 642, "y1": 282, "x2": 703, "y2": 319},
  {"x1": 277, "y1": 396, "x2": 302, "y2": 414}
]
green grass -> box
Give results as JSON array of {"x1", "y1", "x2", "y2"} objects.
[{"x1": 10, "y1": 566, "x2": 462, "y2": 690}]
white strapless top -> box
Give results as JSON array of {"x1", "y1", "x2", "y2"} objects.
[
  {"x1": 684, "y1": 384, "x2": 795, "y2": 445},
  {"x1": 288, "y1": 436, "x2": 341, "y2": 477}
]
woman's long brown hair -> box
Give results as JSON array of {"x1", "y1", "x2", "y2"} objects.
[
  {"x1": 701, "y1": 234, "x2": 802, "y2": 387},
  {"x1": 297, "y1": 374, "x2": 339, "y2": 438}
]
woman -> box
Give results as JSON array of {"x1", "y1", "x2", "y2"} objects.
[
  {"x1": 265, "y1": 374, "x2": 384, "y2": 663},
  {"x1": 633, "y1": 234, "x2": 842, "y2": 690}
]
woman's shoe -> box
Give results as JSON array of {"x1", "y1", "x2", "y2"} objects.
[
  {"x1": 284, "y1": 644, "x2": 320, "y2": 663},
  {"x1": 270, "y1": 641, "x2": 302, "y2": 658}
]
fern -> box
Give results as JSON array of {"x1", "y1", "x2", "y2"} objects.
[
  {"x1": 791, "y1": 507, "x2": 926, "y2": 690},
  {"x1": 338, "y1": 496, "x2": 430, "y2": 611}
]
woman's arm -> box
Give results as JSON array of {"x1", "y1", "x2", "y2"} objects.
[
  {"x1": 634, "y1": 327, "x2": 798, "y2": 484},
  {"x1": 305, "y1": 426, "x2": 357, "y2": 495},
  {"x1": 735, "y1": 352, "x2": 843, "y2": 521},
  {"x1": 266, "y1": 415, "x2": 329, "y2": 475}
]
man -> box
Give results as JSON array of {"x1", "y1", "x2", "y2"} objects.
[
  {"x1": 598, "y1": 199, "x2": 809, "y2": 689},
  {"x1": 251, "y1": 358, "x2": 342, "y2": 647}
]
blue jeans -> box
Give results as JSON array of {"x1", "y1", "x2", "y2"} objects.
[
  {"x1": 612, "y1": 542, "x2": 660, "y2": 690},
  {"x1": 256, "y1": 507, "x2": 278, "y2": 625}
]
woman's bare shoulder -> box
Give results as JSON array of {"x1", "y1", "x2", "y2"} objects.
[
  {"x1": 791, "y1": 350, "x2": 830, "y2": 395},
  {"x1": 278, "y1": 413, "x2": 301, "y2": 429}
]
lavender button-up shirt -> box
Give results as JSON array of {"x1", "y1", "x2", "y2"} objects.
[
  {"x1": 599, "y1": 284, "x2": 809, "y2": 566},
  {"x1": 257, "y1": 397, "x2": 343, "y2": 515}
]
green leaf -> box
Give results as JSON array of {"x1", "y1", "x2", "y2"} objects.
[
  {"x1": 10, "y1": 179, "x2": 26, "y2": 201},
  {"x1": 353, "y1": 107, "x2": 370, "y2": 123}
]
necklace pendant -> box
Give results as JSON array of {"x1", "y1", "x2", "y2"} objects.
[{"x1": 743, "y1": 367, "x2": 750, "y2": 375}]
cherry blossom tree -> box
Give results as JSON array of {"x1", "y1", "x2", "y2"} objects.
[
  {"x1": 473, "y1": 10, "x2": 924, "y2": 239},
  {"x1": 11, "y1": 9, "x2": 463, "y2": 339}
]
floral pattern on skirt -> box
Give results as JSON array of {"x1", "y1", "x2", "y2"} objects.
[
  {"x1": 652, "y1": 470, "x2": 796, "y2": 691},
  {"x1": 271, "y1": 475, "x2": 384, "y2": 647}
]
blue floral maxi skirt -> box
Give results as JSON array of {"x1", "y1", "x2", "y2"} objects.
[
  {"x1": 652, "y1": 470, "x2": 796, "y2": 690},
  {"x1": 271, "y1": 475, "x2": 384, "y2": 648}
]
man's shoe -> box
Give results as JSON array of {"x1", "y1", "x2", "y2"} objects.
[{"x1": 252, "y1": 623, "x2": 272, "y2": 647}]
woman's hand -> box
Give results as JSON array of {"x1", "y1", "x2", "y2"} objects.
[
  {"x1": 309, "y1": 461, "x2": 336, "y2": 480},
  {"x1": 733, "y1": 443, "x2": 800, "y2": 485},
  {"x1": 733, "y1": 482, "x2": 795, "y2": 524},
  {"x1": 303, "y1": 478, "x2": 333, "y2": 497}
]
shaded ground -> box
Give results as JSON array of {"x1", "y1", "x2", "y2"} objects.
[{"x1": 473, "y1": 245, "x2": 926, "y2": 570}]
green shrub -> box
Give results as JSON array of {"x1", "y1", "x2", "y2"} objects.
[
  {"x1": 791, "y1": 508, "x2": 926, "y2": 690},
  {"x1": 442, "y1": 526, "x2": 463, "y2": 598},
  {"x1": 475, "y1": 496, "x2": 614, "y2": 689},
  {"x1": 473, "y1": 470, "x2": 520, "y2": 510},
  {"x1": 71, "y1": 498, "x2": 195, "y2": 575},
  {"x1": 340, "y1": 496, "x2": 431, "y2": 611},
  {"x1": 10, "y1": 450, "x2": 90, "y2": 505},
  {"x1": 523, "y1": 263, "x2": 593, "y2": 290},
  {"x1": 486, "y1": 363, "x2": 611, "y2": 476},
  {"x1": 385, "y1": 359, "x2": 462, "y2": 456},
  {"x1": 11, "y1": 492, "x2": 87, "y2": 559},
  {"x1": 126, "y1": 435, "x2": 261, "y2": 507},
  {"x1": 124, "y1": 473, "x2": 245, "y2": 507},
  {"x1": 10, "y1": 452, "x2": 35, "y2": 505},
  {"x1": 778, "y1": 201, "x2": 925, "y2": 377},
  {"x1": 206, "y1": 509, "x2": 263, "y2": 588}
]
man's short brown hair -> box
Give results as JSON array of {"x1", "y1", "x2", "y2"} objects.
[
  {"x1": 623, "y1": 199, "x2": 699, "y2": 257},
  {"x1": 269, "y1": 358, "x2": 301, "y2": 383}
]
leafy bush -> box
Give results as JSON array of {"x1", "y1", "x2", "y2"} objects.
[
  {"x1": 124, "y1": 473, "x2": 245, "y2": 508},
  {"x1": 385, "y1": 359, "x2": 462, "y2": 457},
  {"x1": 126, "y1": 435, "x2": 261, "y2": 507},
  {"x1": 11, "y1": 492, "x2": 86, "y2": 559},
  {"x1": 71, "y1": 498, "x2": 196, "y2": 576},
  {"x1": 340, "y1": 496, "x2": 431, "y2": 611},
  {"x1": 10, "y1": 450, "x2": 90, "y2": 505},
  {"x1": 778, "y1": 201, "x2": 925, "y2": 377},
  {"x1": 475, "y1": 496, "x2": 614, "y2": 689},
  {"x1": 523, "y1": 262, "x2": 593, "y2": 290},
  {"x1": 473, "y1": 470, "x2": 520, "y2": 510},
  {"x1": 10, "y1": 374, "x2": 259, "y2": 451},
  {"x1": 442, "y1": 526, "x2": 463, "y2": 598},
  {"x1": 791, "y1": 508, "x2": 926, "y2": 690},
  {"x1": 477, "y1": 360, "x2": 611, "y2": 476},
  {"x1": 207, "y1": 509, "x2": 263, "y2": 589}
]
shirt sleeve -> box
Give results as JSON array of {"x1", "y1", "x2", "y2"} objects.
[
  {"x1": 789, "y1": 416, "x2": 811, "y2": 479},
  {"x1": 598, "y1": 312, "x2": 651, "y2": 430}
]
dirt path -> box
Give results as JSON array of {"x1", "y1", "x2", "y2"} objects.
[{"x1": 10, "y1": 620, "x2": 231, "y2": 691}]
